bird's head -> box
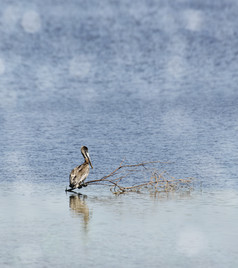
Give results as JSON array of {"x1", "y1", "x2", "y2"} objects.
[{"x1": 81, "y1": 146, "x2": 93, "y2": 169}]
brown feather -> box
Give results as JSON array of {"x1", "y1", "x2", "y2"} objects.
[{"x1": 69, "y1": 146, "x2": 92, "y2": 189}]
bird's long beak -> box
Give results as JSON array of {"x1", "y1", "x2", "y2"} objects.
[{"x1": 86, "y1": 152, "x2": 93, "y2": 169}]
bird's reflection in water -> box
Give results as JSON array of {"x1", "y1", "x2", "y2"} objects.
[{"x1": 69, "y1": 194, "x2": 90, "y2": 230}]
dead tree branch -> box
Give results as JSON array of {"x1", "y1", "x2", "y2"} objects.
[{"x1": 66, "y1": 160, "x2": 194, "y2": 194}]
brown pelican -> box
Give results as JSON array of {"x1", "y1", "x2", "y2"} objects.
[{"x1": 69, "y1": 146, "x2": 93, "y2": 189}]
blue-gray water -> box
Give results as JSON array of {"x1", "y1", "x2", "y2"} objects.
[{"x1": 0, "y1": 0, "x2": 238, "y2": 267}]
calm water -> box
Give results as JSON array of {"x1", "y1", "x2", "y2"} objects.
[{"x1": 0, "y1": 0, "x2": 238, "y2": 267}]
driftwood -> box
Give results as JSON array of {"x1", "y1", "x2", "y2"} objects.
[{"x1": 66, "y1": 160, "x2": 194, "y2": 195}]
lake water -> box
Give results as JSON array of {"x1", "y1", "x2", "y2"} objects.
[{"x1": 0, "y1": 0, "x2": 238, "y2": 267}]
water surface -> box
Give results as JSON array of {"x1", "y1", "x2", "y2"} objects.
[{"x1": 0, "y1": 0, "x2": 238, "y2": 267}]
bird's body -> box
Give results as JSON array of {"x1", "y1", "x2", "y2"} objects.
[{"x1": 69, "y1": 146, "x2": 93, "y2": 189}]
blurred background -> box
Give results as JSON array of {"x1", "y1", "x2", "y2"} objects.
[
  {"x1": 0, "y1": 0, "x2": 238, "y2": 267},
  {"x1": 1, "y1": 0, "x2": 238, "y2": 186}
]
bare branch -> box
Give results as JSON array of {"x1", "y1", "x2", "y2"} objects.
[{"x1": 66, "y1": 160, "x2": 194, "y2": 195}]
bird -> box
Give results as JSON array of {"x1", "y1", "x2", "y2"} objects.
[{"x1": 69, "y1": 146, "x2": 93, "y2": 189}]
